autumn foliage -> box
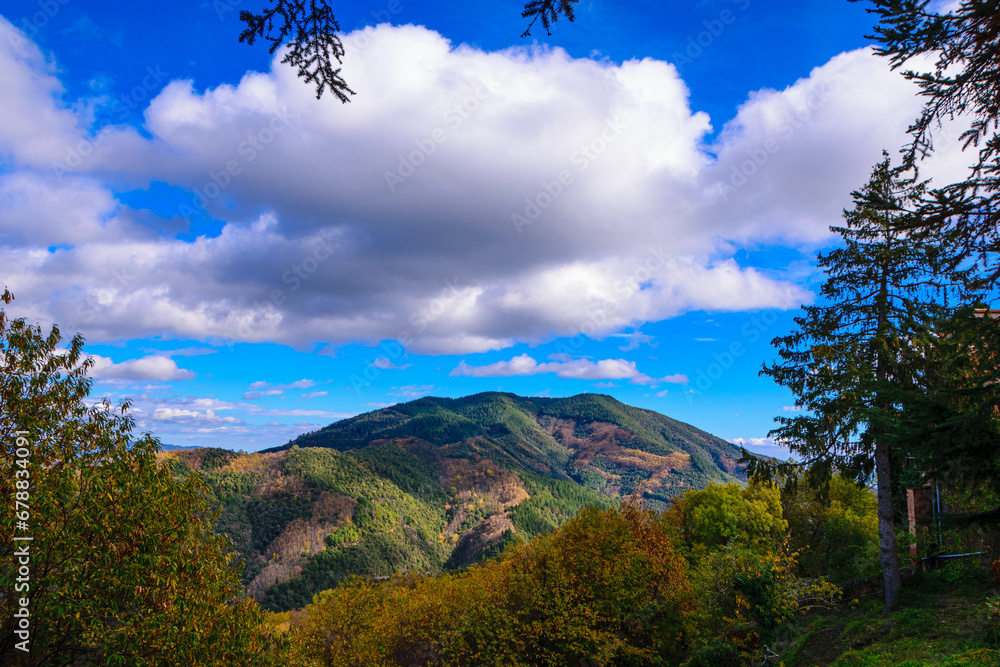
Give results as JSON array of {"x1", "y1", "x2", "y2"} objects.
[
  {"x1": 292, "y1": 501, "x2": 693, "y2": 665},
  {"x1": 0, "y1": 291, "x2": 287, "y2": 666},
  {"x1": 284, "y1": 485, "x2": 840, "y2": 667}
]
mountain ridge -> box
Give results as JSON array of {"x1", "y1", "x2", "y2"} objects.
[
  {"x1": 161, "y1": 392, "x2": 750, "y2": 611},
  {"x1": 265, "y1": 391, "x2": 746, "y2": 495}
]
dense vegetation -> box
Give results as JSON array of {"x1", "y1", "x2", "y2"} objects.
[
  {"x1": 273, "y1": 391, "x2": 745, "y2": 497},
  {"x1": 0, "y1": 290, "x2": 289, "y2": 666},
  {"x1": 145, "y1": 389, "x2": 753, "y2": 615},
  {"x1": 161, "y1": 437, "x2": 619, "y2": 613}
]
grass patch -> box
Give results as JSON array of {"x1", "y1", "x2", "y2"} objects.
[{"x1": 780, "y1": 566, "x2": 1000, "y2": 666}]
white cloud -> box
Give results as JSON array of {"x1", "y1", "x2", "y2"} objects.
[
  {"x1": 302, "y1": 390, "x2": 328, "y2": 399},
  {"x1": 451, "y1": 353, "x2": 683, "y2": 385},
  {"x1": 371, "y1": 357, "x2": 412, "y2": 370},
  {"x1": 613, "y1": 330, "x2": 657, "y2": 351},
  {"x1": 149, "y1": 407, "x2": 242, "y2": 425},
  {"x1": 89, "y1": 354, "x2": 195, "y2": 381},
  {"x1": 243, "y1": 378, "x2": 317, "y2": 398},
  {"x1": 389, "y1": 384, "x2": 437, "y2": 400},
  {"x1": 0, "y1": 21, "x2": 966, "y2": 355},
  {"x1": 243, "y1": 389, "x2": 283, "y2": 400}
]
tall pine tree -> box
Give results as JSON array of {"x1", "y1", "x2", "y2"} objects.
[
  {"x1": 858, "y1": 0, "x2": 1000, "y2": 284},
  {"x1": 747, "y1": 155, "x2": 961, "y2": 610}
]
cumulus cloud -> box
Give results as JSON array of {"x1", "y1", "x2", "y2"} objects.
[
  {"x1": 150, "y1": 407, "x2": 242, "y2": 425},
  {"x1": 89, "y1": 354, "x2": 195, "y2": 381},
  {"x1": 0, "y1": 20, "x2": 965, "y2": 355},
  {"x1": 451, "y1": 353, "x2": 685, "y2": 385}
]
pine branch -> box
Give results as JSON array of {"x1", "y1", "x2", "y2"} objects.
[
  {"x1": 239, "y1": 0, "x2": 355, "y2": 102},
  {"x1": 521, "y1": 0, "x2": 578, "y2": 38}
]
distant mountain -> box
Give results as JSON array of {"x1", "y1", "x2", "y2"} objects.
[
  {"x1": 160, "y1": 393, "x2": 749, "y2": 612},
  {"x1": 266, "y1": 392, "x2": 747, "y2": 498},
  {"x1": 158, "y1": 443, "x2": 202, "y2": 451}
]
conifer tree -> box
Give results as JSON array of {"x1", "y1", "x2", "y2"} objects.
[
  {"x1": 891, "y1": 305, "x2": 1000, "y2": 524},
  {"x1": 747, "y1": 155, "x2": 961, "y2": 611},
  {"x1": 858, "y1": 0, "x2": 1000, "y2": 283}
]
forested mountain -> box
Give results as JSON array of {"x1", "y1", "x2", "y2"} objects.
[
  {"x1": 159, "y1": 393, "x2": 748, "y2": 612},
  {"x1": 272, "y1": 392, "x2": 746, "y2": 496}
]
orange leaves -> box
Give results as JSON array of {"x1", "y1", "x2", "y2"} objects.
[{"x1": 290, "y1": 501, "x2": 694, "y2": 666}]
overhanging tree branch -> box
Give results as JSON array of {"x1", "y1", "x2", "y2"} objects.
[
  {"x1": 239, "y1": 0, "x2": 355, "y2": 101},
  {"x1": 520, "y1": 0, "x2": 579, "y2": 38}
]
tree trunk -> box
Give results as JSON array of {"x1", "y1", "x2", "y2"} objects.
[{"x1": 875, "y1": 435, "x2": 902, "y2": 611}]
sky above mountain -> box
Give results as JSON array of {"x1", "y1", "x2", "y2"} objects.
[{"x1": 0, "y1": 0, "x2": 972, "y2": 455}]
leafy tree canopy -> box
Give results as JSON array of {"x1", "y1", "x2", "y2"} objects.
[{"x1": 0, "y1": 290, "x2": 287, "y2": 666}]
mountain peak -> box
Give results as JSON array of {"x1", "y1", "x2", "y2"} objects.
[{"x1": 266, "y1": 392, "x2": 744, "y2": 497}]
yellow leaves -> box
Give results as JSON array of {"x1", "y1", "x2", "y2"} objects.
[{"x1": 289, "y1": 502, "x2": 693, "y2": 666}]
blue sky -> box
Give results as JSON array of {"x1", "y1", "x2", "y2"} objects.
[{"x1": 0, "y1": 1, "x2": 970, "y2": 454}]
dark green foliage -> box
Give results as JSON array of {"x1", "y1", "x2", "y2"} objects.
[
  {"x1": 181, "y1": 393, "x2": 757, "y2": 613},
  {"x1": 732, "y1": 568, "x2": 782, "y2": 647},
  {"x1": 572, "y1": 467, "x2": 607, "y2": 491},
  {"x1": 521, "y1": 0, "x2": 578, "y2": 37},
  {"x1": 509, "y1": 474, "x2": 614, "y2": 536},
  {"x1": 889, "y1": 308, "x2": 1000, "y2": 527},
  {"x1": 200, "y1": 447, "x2": 238, "y2": 470},
  {"x1": 471, "y1": 528, "x2": 520, "y2": 564},
  {"x1": 680, "y1": 642, "x2": 742, "y2": 667},
  {"x1": 857, "y1": 1, "x2": 1000, "y2": 290},
  {"x1": 749, "y1": 155, "x2": 962, "y2": 610},
  {"x1": 350, "y1": 441, "x2": 443, "y2": 500},
  {"x1": 262, "y1": 528, "x2": 445, "y2": 612},
  {"x1": 207, "y1": 470, "x2": 260, "y2": 500},
  {"x1": 246, "y1": 494, "x2": 313, "y2": 552}
]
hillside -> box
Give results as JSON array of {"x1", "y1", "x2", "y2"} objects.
[
  {"x1": 269, "y1": 392, "x2": 747, "y2": 497},
  {"x1": 159, "y1": 392, "x2": 749, "y2": 612}
]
